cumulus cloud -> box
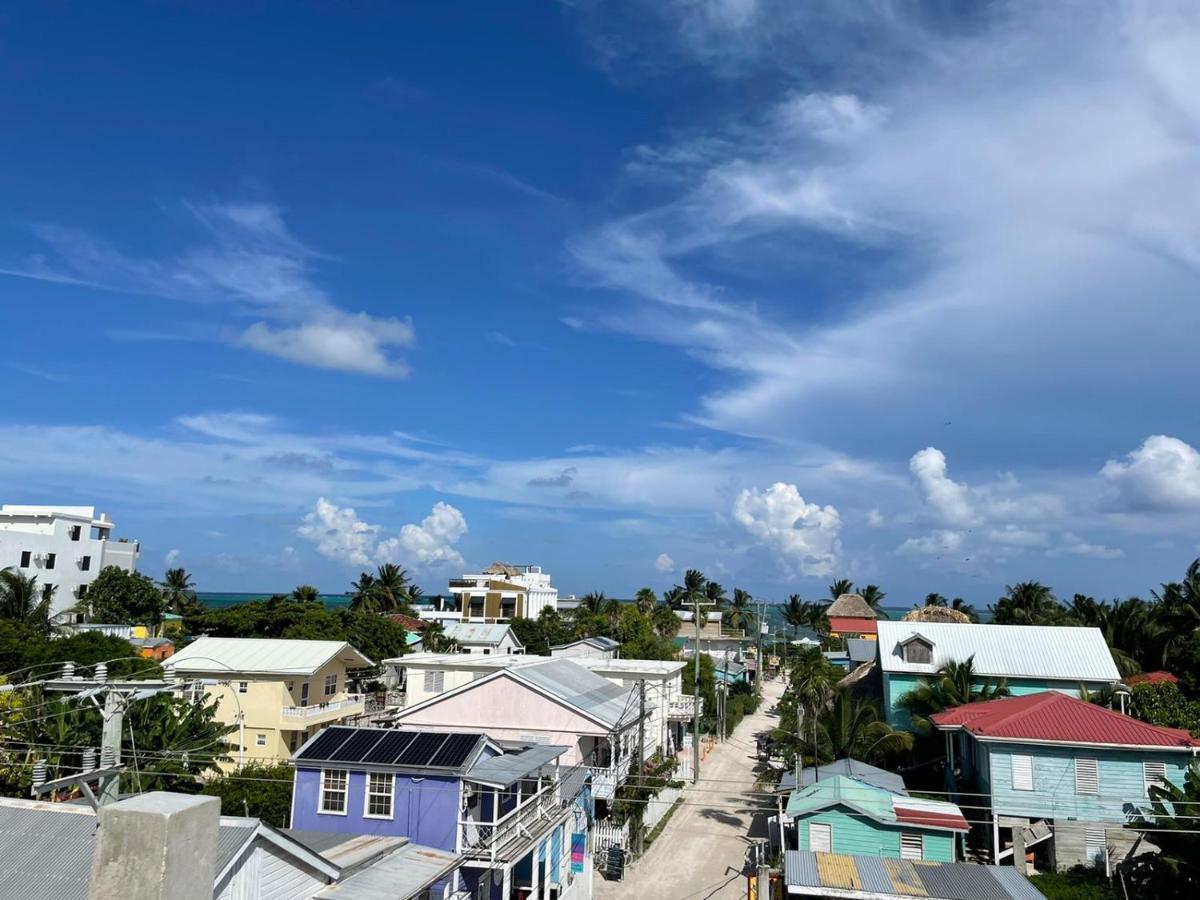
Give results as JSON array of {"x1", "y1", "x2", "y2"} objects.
[
  {"x1": 1101, "y1": 435, "x2": 1200, "y2": 512},
  {"x1": 655, "y1": 552, "x2": 675, "y2": 573},
  {"x1": 1056, "y1": 532, "x2": 1124, "y2": 560},
  {"x1": 299, "y1": 497, "x2": 468, "y2": 572},
  {"x1": 2, "y1": 202, "x2": 415, "y2": 377},
  {"x1": 898, "y1": 529, "x2": 965, "y2": 557},
  {"x1": 732, "y1": 482, "x2": 841, "y2": 576},
  {"x1": 910, "y1": 448, "x2": 975, "y2": 526},
  {"x1": 164, "y1": 548, "x2": 181, "y2": 567}
]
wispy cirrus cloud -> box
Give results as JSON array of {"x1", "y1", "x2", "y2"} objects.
[{"x1": 1, "y1": 202, "x2": 415, "y2": 377}]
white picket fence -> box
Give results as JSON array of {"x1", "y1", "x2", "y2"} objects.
[
  {"x1": 592, "y1": 820, "x2": 630, "y2": 853},
  {"x1": 642, "y1": 786, "x2": 681, "y2": 833}
]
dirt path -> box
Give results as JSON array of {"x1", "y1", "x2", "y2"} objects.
[{"x1": 596, "y1": 676, "x2": 786, "y2": 900}]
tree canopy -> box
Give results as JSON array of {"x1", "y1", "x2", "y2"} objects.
[{"x1": 85, "y1": 566, "x2": 165, "y2": 627}]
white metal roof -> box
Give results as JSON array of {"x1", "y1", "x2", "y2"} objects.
[
  {"x1": 876, "y1": 621, "x2": 1119, "y2": 681},
  {"x1": 165, "y1": 637, "x2": 373, "y2": 676},
  {"x1": 444, "y1": 622, "x2": 522, "y2": 647}
]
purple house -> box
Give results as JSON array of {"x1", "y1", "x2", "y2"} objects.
[{"x1": 290, "y1": 726, "x2": 590, "y2": 900}]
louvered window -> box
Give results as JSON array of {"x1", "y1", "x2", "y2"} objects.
[
  {"x1": 808, "y1": 822, "x2": 832, "y2": 853},
  {"x1": 1144, "y1": 761, "x2": 1167, "y2": 796},
  {"x1": 900, "y1": 833, "x2": 924, "y2": 860},
  {"x1": 1085, "y1": 827, "x2": 1106, "y2": 866},
  {"x1": 424, "y1": 670, "x2": 444, "y2": 693},
  {"x1": 1011, "y1": 754, "x2": 1034, "y2": 791},
  {"x1": 1075, "y1": 757, "x2": 1099, "y2": 795}
]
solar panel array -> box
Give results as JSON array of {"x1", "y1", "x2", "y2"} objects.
[{"x1": 295, "y1": 726, "x2": 484, "y2": 769}]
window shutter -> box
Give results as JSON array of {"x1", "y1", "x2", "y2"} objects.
[
  {"x1": 900, "y1": 833, "x2": 924, "y2": 860},
  {"x1": 1075, "y1": 758, "x2": 1099, "y2": 795},
  {"x1": 809, "y1": 822, "x2": 832, "y2": 853},
  {"x1": 1144, "y1": 761, "x2": 1167, "y2": 795},
  {"x1": 424, "y1": 670, "x2": 444, "y2": 692},
  {"x1": 1085, "y1": 828, "x2": 1106, "y2": 865},
  {"x1": 1011, "y1": 754, "x2": 1034, "y2": 791}
]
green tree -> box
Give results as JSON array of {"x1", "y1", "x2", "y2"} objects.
[
  {"x1": 951, "y1": 597, "x2": 980, "y2": 623},
  {"x1": 924, "y1": 593, "x2": 948, "y2": 607},
  {"x1": 705, "y1": 580, "x2": 727, "y2": 608},
  {"x1": 782, "y1": 594, "x2": 826, "y2": 637},
  {"x1": 818, "y1": 690, "x2": 913, "y2": 765},
  {"x1": 291, "y1": 584, "x2": 320, "y2": 603},
  {"x1": 203, "y1": 763, "x2": 295, "y2": 826},
  {"x1": 1124, "y1": 762, "x2": 1200, "y2": 898},
  {"x1": 828, "y1": 579, "x2": 854, "y2": 600},
  {"x1": 634, "y1": 587, "x2": 657, "y2": 616},
  {"x1": 651, "y1": 604, "x2": 682, "y2": 641},
  {"x1": 858, "y1": 584, "x2": 886, "y2": 609},
  {"x1": 579, "y1": 591, "x2": 606, "y2": 615},
  {"x1": 1128, "y1": 682, "x2": 1200, "y2": 735},
  {"x1": 159, "y1": 568, "x2": 202, "y2": 616},
  {"x1": 615, "y1": 606, "x2": 676, "y2": 661},
  {"x1": 725, "y1": 588, "x2": 753, "y2": 632},
  {"x1": 898, "y1": 655, "x2": 1009, "y2": 733},
  {"x1": 348, "y1": 572, "x2": 378, "y2": 612},
  {"x1": 373, "y1": 563, "x2": 414, "y2": 613},
  {"x1": 989, "y1": 581, "x2": 1064, "y2": 625},
  {"x1": 0, "y1": 568, "x2": 52, "y2": 634},
  {"x1": 122, "y1": 693, "x2": 234, "y2": 793},
  {"x1": 85, "y1": 567, "x2": 164, "y2": 628},
  {"x1": 775, "y1": 649, "x2": 841, "y2": 771}
]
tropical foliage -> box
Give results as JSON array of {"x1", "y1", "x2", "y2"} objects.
[
  {"x1": 159, "y1": 568, "x2": 203, "y2": 617},
  {"x1": 897, "y1": 655, "x2": 1009, "y2": 733},
  {"x1": 1123, "y1": 762, "x2": 1200, "y2": 898},
  {"x1": 0, "y1": 568, "x2": 52, "y2": 633},
  {"x1": 82, "y1": 566, "x2": 165, "y2": 627},
  {"x1": 346, "y1": 564, "x2": 420, "y2": 615},
  {"x1": 203, "y1": 762, "x2": 295, "y2": 826}
]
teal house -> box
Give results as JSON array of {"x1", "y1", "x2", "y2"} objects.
[
  {"x1": 876, "y1": 621, "x2": 1120, "y2": 728},
  {"x1": 933, "y1": 691, "x2": 1200, "y2": 873},
  {"x1": 787, "y1": 775, "x2": 968, "y2": 862}
]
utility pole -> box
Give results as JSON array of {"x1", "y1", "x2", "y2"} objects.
[
  {"x1": 721, "y1": 649, "x2": 730, "y2": 741},
  {"x1": 635, "y1": 679, "x2": 646, "y2": 855},
  {"x1": 755, "y1": 602, "x2": 765, "y2": 695},
  {"x1": 99, "y1": 689, "x2": 128, "y2": 806},
  {"x1": 692, "y1": 593, "x2": 702, "y2": 784}
]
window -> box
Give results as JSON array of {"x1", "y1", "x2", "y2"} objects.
[
  {"x1": 424, "y1": 671, "x2": 444, "y2": 693},
  {"x1": 808, "y1": 822, "x2": 832, "y2": 853},
  {"x1": 1144, "y1": 761, "x2": 1167, "y2": 796},
  {"x1": 238, "y1": 681, "x2": 249, "y2": 694},
  {"x1": 300, "y1": 683, "x2": 310, "y2": 707},
  {"x1": 483, "y1": 648, "x2": 491, "y2": 655},
  {"x1": 1085, "y1": 828, "x2": 1107, "y2": 867},
  {"x1": 255, "y1": 734, "x2": 267, "y2": 747},
  {"x1": 1011, "y1": 754, "x2": 1034, "y2": 791},
  {"x1": 80, "y1": 555, "x2": 91, "y2": 571},
  {"x1": 19, "y1": 551, "x2": 30, "y2": 568},
  {"x1": 902, "y1": 639, "x2": 932, "y2": 664},
  {"x1": 76, "y1": 584, "x2": 89, "y2": 600},
  {"x1": 900, "y1": 833, "x2": 924, "y2": 860},
  {"x1": 44, "y1": 553, "x2": 55, "y2": 570},
  {"x1": 365, "y1": 772, "x2": 394, "y2": 818},
  {"x1": 42, "y1": 583, "x2": 54, "y2": 602},
  {"x1": 319, "y1": 769, "x2": 348, "y2": 814},
  {"x1": 324, "y1": 673, "x2": 337, "y2": 697},
  {"x1": 1075, "y1": 757, "x2": 1099, "y2": 795},
  {"x1": 69, "y1": 525, "x2": 81, "y2": 541},
  {"x1": 289, "y1": 732, "x2": 299, "y2": 753}
]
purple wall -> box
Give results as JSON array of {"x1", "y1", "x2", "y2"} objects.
[{"x1": 291, "y1": 767, "x2": 461, "y2": 851}]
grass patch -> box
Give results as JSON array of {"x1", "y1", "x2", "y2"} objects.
[
  {"x1": 1028, "y1": 869, "x2": 1119, "y2": 900},
  {"x1": 642, "y1": 797, "x2": 684, "y2": 851}
]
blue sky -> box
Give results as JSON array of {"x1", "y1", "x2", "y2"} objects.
[{"x1": 2, "y1": 1, "x2": 1200, "y2": 604}]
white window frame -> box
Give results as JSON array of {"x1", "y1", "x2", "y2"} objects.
[
  {"x1": 1010, "y1": 754, "x2": 1034, "y2": 791},
  {"x1": 324, "y1": 673, "x2": 337, "y2": 697},
  {"x1": 808, "y1": 822, "x2": 832, "y2": 853},
  {"x1": 255, "y1": 733, "x2": 267, "y2": 747},
  {"x1": 364, "y1": 772, "x2": 395, "y2": 820},
  {"x1": 1144, "y1": 761, "x2": 1167, "y2": 796},
  {"x1": 1075, "y1": 757, "x2": 1099, "y2": 795},
  {"x1": 319, "y1": 769, "x2": 349, "y2": 815},
  {"x1": 238, "y1": 681, "x2": 249, "y2": 694},
  {"x1": 900, "y1": 832, "x2": 924, "y2": 860}
]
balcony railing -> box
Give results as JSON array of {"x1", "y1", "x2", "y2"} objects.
[
  {"x1": 586, "y1": 755, "x2": 632, "y2": 801},
  {"x1": 281, "y1": 694, "x2": 366, "y2": 721},
  {"x1": 460, "y1": 781, "x2": 572, "y2": 863},
  {"x1": 668, "y1": 696, "x2": 702, "y2": 720}
]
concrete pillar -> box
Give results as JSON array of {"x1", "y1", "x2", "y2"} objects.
[
  {"x1": 1013, "y1": 827, "x2": 1027, "y2": 876},
  {"x1": 89, "y1": 792, "x2": 220, "y2": 900}
]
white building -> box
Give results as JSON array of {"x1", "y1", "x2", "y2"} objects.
[
  {"x1": 0, "y1": 505, "x2": 139, "y2": 619},
  {"x1": 448, "y1": 562, "x2": 560, "y2": 622},
  {"x1": 444, "y1": 622, "x2": 525, "y2": 655}
]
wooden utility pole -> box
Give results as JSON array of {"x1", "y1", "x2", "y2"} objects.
[
  {"x1": 693, "y1": 594, "x2": 702, "y2": 784},
  {"x1": 635, "y1": 679, "x2": 646, "y2": 855}
]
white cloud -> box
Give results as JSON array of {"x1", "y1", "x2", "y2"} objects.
[
  {"x1": 299, "y1": 497, "x2": 468, "y2": 572},
  {"x1": 1056, "y1": 532, "x2": 1124, "y2": 560},
  {"x1": 775, "y1": 92, "x2": 888, "y2": 144},
  {"x1": 910, "y1": 448, "x2": 975, "y2": 526},
  {"x1": 732, "y1": 482, "x2": 841, "y2": 576},
  {"x1": 655, "y1": 552, "x2": 675, "y2": 573},
  {"x1": 240, "y1": 313, "x2": 414, "y2": 378},
  {"x1": 1101, "y1": 435, "x2": 1200, "y2": 512},
  {"x1": 988, "y1": 525, "x2": 1048, "y2": 548},
  {"x1": 164, "y1": 548, "x2": 181, "y2": 567},
  {"x1": 898, "y1": 529, "x2": 965, "y2": 558},
  {"x1": 865, "y1": 508, "x2": 886, "y2": 528}
]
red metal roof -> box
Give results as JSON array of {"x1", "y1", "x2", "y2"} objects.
[
  {"x1": 828, "y1": 617, "x2": 877, "y2": 635},
  {"x1": 931, "y1": 690, "x2": 1200, "y2": 748},
  {"x1": 893, "y1": 804, "x2": 968, "y2": 832},
  {"x1": 385, "y1": 614, "x2": 428, "y2": 632},
  {"x1": 1125, "y1": 671, "x2": 1179, "y2": 686}
]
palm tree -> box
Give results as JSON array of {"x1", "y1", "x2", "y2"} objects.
[
  {"x1": 0, "y1": 568, "x2": 52, "y2": 632},
  {"x1": 705, "y1": 580, "x2": 727, "y2": 608},
  {"x1": 828, "y1": 579, "x2": 854, "y2": 600},
  {"x1": 634, "y1": 587, "x2": 657, "y2": 615},
  {"x1": 782, "y1": 594, "x2": 826, "y2": 638},
  {"x1": 925, "y1": 593, "x2": 949, "y2": 607},
  {"x1": 858, "y1": 584, "x2": 886, "y2": 609},
  {"x1": 348, "y1": 572, "x2": 378, "y2": 612},
  {"x1": 898, "y1": 655, "x2": 1009, "y2": 733},
  {"x1": 725, "y1": 587, "x2": 753, "y2": 632},
  {"x1": 950, "y1": 598, "x2": 979, "y2": 622},
  {"x1": 681, "y1": 569, "x2": 707, "y2": 616},
  {"x1": 421, "y1": 621, "x2": 458, "y2": 653},
  {"x1": 989, "y1": 581, "x2": 1063, "y2": 625},
  {"x1": 291, "y1": 584, "x2": 320, "y2": 603},
  {"x1": 374, "y1": 563, "x2": 411, "y2": 612},
  {"x1": 662, "y1": 585, "x2": 686, "y2": 609},
  {"x1": 159, "y1": 568, "x2": 199, "y2": 616},
  {"x1": 579, "y1": 591, "x2": 606, "y2": 615},
  {"x1": 1126, "y1": 762, "x2": 1200, "y2": 895},
  {"x1": 818, "y1": 691, "x2": 913, "y2": 765},
  {"x1": 784, "y1": 649, "x2": 840, "y2": 778}
]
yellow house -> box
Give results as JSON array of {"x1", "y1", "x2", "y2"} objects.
[{"x1": 164, "y1": 636, "x2": 373, "y2": 769}]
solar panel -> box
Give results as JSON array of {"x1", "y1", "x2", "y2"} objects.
[
  {"x1": 363, "y1": 731, "x2": 417, "y2": 765},
  {"x1": 296, "y1": 727, "x2": 355, "y2": 761},
  {"x1": 331, "y1": 730, "x2": 387, "y2": 763},
  {"x1": 429, "y1": 733, "x2": 480, "y2": 768},
  {"x1": 395, "y1": 732, "x2": 450, "y2": 766}
]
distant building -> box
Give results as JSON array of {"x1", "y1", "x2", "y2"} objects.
[
  {"x1": 165, "y1": 637, "x2": 373, "y2": 769},
  {"x1": 448, "y1": 563, "x2": 559, "y2": 623},
  {"x1": 876, "y1": 621, "x2": 1121, "y2": 728},
  {"x1": 128, "y1": 636, "x2": 175, "y2": 661},
  {"x1": 444, "y1": 622, "x2": 525, "y2": 655},
  {"x1": 0, "y1": 504, "x2": 139, "y2": 620},
  {"x1": 550, "y1": 636, "x2": 619, "y2": 660},
  {"x1": 825, "y1": 593, "x2": 879, "y2": 641}
]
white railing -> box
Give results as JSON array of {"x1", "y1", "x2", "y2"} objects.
[
  {"x1": 668, "y1": 696, "x2": 702, "y2": 719},
  {"x1": 281, "y1": 694, "x2": 365, "y2": 720},
  {"x1": 460, "y1": 783, "x2": 568, "y2": 863},
  {"x1": 586, "y1": 755, "x2": 633, "y2": 800}
]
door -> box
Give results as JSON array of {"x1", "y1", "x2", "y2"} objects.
[
  {"x1": 809, "y1": 822, "x2": 832, "y2": 853},
  {"x1": 300, "y1": 682, "x2": 310, "y2": 707}
]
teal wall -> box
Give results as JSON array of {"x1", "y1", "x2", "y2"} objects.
[
  {"x1": 883, "y1": 674, "x2": 1113, "y2": 729},
  {"x1": 793, "y1": 806, "x2": 956, "y2": 862},
  {"x1": 978, "y1": 741, "x2": 1193, "y2": 823}
]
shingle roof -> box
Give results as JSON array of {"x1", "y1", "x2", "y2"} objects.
[
  {"x1": 444, "y1": 622, "x2": 522, "y2": 647},
  {"x1": 876, "y1": 621, "x2": 1119, "y2": 681},
  {"x1": 931, "y1": 690, "x2": 1200, "y2": 748},
  {"x1": 165, "y1": 636, "x2": 373, "y2": 676},
  {"x1": 783, "y1": 851, "x2": 1047, "y2": 899},
  {"x1": 786, "y1": 776, "x2": 966, "y2": 832},
  {"x1": 827, "y1": 594, "x2": 878, "y2": 619}
]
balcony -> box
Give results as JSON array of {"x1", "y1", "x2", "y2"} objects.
[
  {"x1": 281, "y1": 694, "x2": 366, "y2": 724},
  {"x1": 668, "y1": 696, "x2": 703, "y2": 721},
  {"x1": 586, "y1": 755, "x2": 632, "y2": 801},
  {"x1": 460, "y1": 781, "x2": 572, "y2": 864}
]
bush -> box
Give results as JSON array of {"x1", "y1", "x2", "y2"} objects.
[
  {"x1": 1028, "y1": 868, "x2": 1119, "y2": 900},
  {"x1": 1130, "y1": 681, "x2": 1200, "y2": 735},
  {"x1": 203, "y1": 763, "x2": 295, "y2": 827}
]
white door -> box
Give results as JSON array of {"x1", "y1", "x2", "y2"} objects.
[{"x1": 809, "y1": 822, "x2": 832, "y2": 853}]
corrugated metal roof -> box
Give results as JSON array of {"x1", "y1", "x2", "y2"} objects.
[
  {"x1": 166, "y1": 636, "x2": 373, "y2": 676},
  {"x1": 513, "y1": 659, "x2": 639, "y2": 729},
  {"x1": 782, "y1": 851, "x2": 1048, "y2": 899},
  {"x1": 445, "y1": 623, "x2": 520, "y2": 646},
  {"x1": 314, "y1": 842, "x2": 460, "y2": 900},
  {"x1": 780, "y1": 759, "x2": 907, "y2": 795},
  {"x1": 847, "y1": 639, "x2": 878, "y2": 663},
  {"x1": 876, "y1": 621, "x2": 1119, "y2": 681},
  {"x1": 465, "y1": 744, "x2": 568, "y2": 787},
  {"x1": 785, "y1": 776, "x2": 966, "y2": 832},
  {"x1": 931, "y1": 690, "x2": 1200, "y2": 748}
]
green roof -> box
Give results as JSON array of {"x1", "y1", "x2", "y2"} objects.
[{"x1": 785, "y1": 775, "x2": 896, "y2": 823}]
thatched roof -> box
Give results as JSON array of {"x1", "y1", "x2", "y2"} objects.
[
  {"x1": 826, "y1": 593, "x2": 878, "y2": 619},
  {"x1": 482, "y1": 562, "x2": 520, "y2": 577},
  {"x1": 902, "y1": 605, "x2": 972, "y2": 624}
]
